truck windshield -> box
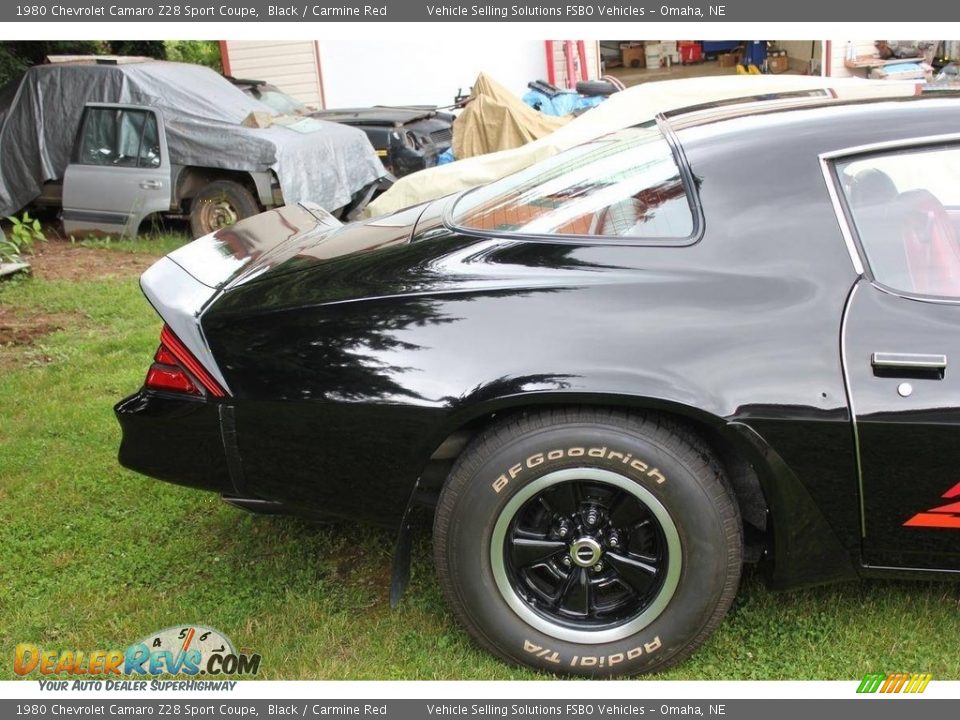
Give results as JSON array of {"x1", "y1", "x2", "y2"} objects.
[{"x1": 451, "y1": 124, "x2": 694, "y2": 240}]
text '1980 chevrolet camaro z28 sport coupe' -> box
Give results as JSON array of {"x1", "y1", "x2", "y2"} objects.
[{"x1": 116, "y1": 90, "x2": 960, "y2": 677}]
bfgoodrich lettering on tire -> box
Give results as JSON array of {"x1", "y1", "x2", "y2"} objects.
[{"x1": 433, "y1": 408, "x2": 742, "y2": 676}]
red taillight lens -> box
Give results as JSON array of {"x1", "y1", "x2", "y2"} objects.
[
  {"x1": 143, "y1": 325, "x2": 227, "y2": 398},
  {"x1": 145, "y1": 364, "x2": 201, "y2": 395},
  {"x1": 154, "y1": 344, "x2": 179, "y2": 366}
]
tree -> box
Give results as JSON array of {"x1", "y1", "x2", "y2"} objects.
[
  {"x1": 0, "y1": 40, "x2": 223, "y2": 87},
  {"x1": 164, "y1": 41, "x2": 223, "y2": 73}
]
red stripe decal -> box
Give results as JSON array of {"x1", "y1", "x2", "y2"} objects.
[
  {"x1": 904, "y1": 513, "x2": 960, "y2": 529},
  {"x1": 930, "y1": 501, "x2": 960, "y2": 514}
]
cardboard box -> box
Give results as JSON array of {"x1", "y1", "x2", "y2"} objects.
[
  {"x1": 768, "y1": 55, "x2": 789, "y2": 74},
  {"x1": 241, "y1": 111, "x2": 273, "y2": 128},
  {"x1": 718, "y1": 52, "x2": 739, "y2": 68},
  {"x1": 621, "y1": 45, "x2": 646, "y2": 69}
]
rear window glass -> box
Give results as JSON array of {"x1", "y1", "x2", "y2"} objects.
[{"x1": 450, "y1": 124, "x2": 694, "y2": 240}]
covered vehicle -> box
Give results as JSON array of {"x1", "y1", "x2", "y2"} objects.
[
  {"x1": 229, "y1": 76, "x2": 454, "y2": 178},
  {"x1": 116, "y1": 89, "x2": 960, "y2": 677},
  {"x1": 0, "y1": 59, "x2": 388, "y2": 237},
  {"x1": 450, "y1": 72, "x2": 568, "y2": 160}
]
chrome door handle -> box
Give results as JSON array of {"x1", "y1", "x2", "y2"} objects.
[
  {"x1": 871, "y1": 352, "x2": 947, "y2": 378},
  {"x1": 139, "y1": 180, "x2": 162, "y2": 190}
]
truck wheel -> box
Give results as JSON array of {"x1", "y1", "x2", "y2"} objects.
[
  {"x1": 433, "y1": 409, "x2": 742, "y2": 677},
  {"x1": 189, "y1": 180, "x2": 260, "y2": 238}
]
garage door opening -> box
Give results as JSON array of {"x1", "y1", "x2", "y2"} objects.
[{"x1": 600, "y1": 41, "x2": 824, "y2": 87}]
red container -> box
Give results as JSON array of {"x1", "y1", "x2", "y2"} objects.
[{"x1": 679, "y1": 42, "x2": 703, "y2": 64}]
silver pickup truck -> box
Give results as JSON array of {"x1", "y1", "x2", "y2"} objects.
[{"x1": 0, "y1": 58, "x2": 390, "y2": 238}]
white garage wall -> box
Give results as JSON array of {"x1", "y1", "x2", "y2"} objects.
[
  {"x1": 317, "y1": 39, "x2": 548, "y2": 108},
  {"x1": 223, "y1": 41, "x2": 324, "y2": 107},
  {"x1": 546, "y1": 40, "x2": 602, "y2": 88},
  {"x1": 827, "y1": 40, "x2": 881, "y2": 77}
]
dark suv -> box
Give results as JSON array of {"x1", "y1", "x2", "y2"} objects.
[{"x1": 229, "y1": 77, "x2": 454, "y2": 177}]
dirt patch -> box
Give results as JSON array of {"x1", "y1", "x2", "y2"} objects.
[
  {"x1": 0, "y1": 304, "x2": 85, "y2": 371},
  {"x1": 27, "y1": 241, "x2": 158, "y2": 282},
  {"x1": 0, "y1": 241, "x2": 162, "y2": 369},
  {"x1": 0, "y1": 305, "x2": 79, "y2": 347}
]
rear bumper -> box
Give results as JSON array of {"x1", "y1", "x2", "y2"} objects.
[{"x1": 115, "y1": 390, "x2": 233, "y2": 494}]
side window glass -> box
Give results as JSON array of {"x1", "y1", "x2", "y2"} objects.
[
  {"x1": 139, "y1": 112, "x2": 161, "y2": 168},
  {"x1": 838, "y1": 146, "x2": 960, "y2": 299},
  {"x1": 78, "y1": 108, "x2": 161, "y2": 169}
]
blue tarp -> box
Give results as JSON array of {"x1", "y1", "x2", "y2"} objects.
[
  {"x1": 522, "y1": 88, "x2": 606, "y2": 117},
  {"x1": 884, "y1": 62, "x2": 925, "y2": 74}
]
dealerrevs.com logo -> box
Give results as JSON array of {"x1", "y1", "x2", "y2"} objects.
[{"x1": 14, "y1": 625, "x2": 261, "y2": 677}]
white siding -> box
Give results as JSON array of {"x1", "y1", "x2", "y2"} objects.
[
  {"x1": 316, "y1": 39, "x2": 548, "y2": 108},
  {"x1": 223, "y1": 40, "x2": 599, "y2": 110},
  {"x1": 223, "y1": 41, "x2": 324, "y2": 108},
  {"x1": 547, "y1": 41, "x2": 602, "y2": 88}
]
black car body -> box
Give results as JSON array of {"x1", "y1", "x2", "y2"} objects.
[
  {"x1": 230, "y1": 77, "x2": 454, "y2": 177},
  {"x1": 116, "y1": 91, "x2": 960, "y2": 676}
]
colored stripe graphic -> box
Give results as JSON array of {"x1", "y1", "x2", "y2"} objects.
[
  {"x1": 858, "y1": 672, "x2": 931, "y2": 694},
  {"x1": 857, "y1": 673, "x2": 886, "y2": 693},
  {"x1": 904, "y1": 481, "x2": 960, "y2": 529},
  {"x1": 904, "y1": 513, "x2": 960, "y2": 528},
  {"x1": 903, "y1": 674, "x2": 933, "y2": 694}
]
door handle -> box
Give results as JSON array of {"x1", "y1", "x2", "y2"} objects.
[
  {"x1": 139, "y1": 180, "x2": 162, "y2": 190},
  {"x1": 871, "y1": 352, "x2": 947, "y2": 379}
]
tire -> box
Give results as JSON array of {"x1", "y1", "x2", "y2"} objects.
[
  {"x1": 576, "y1": 79, "x2": 619, "y2": 97},
  {"x1": 433, "y1": 408, "x2": 742, "y2": 677},
  {"x1": 188, "y1": 179, "x2": 260, "y2": 238},
  {"x1": 600, "y1": 74, "x2": 627, "y2": 92}
]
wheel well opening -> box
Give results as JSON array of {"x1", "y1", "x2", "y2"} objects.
[
  {"x1": 175, "y1": 168, "x2": 263, "y2": 213},
  {"x1": 419, "y1": 404, "x2": 771, "y2": 561}
]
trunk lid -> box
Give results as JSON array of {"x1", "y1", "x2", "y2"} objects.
[
  {"x1": 165, "y1": 201, "x2": 431, "y2": 291},
  {"x1": 166, "y1": 203, "x2": 341, "y2": 290}
]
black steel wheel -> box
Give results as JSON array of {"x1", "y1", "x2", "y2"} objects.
[
  {"x1": 493, "y1": 468, "x2": 680, "y2": 643},
  {"x1": 433, "y1": 409, "x2": 742, "y2": 677}
]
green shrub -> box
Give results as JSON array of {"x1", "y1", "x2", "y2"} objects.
[{"x1": 1, "y1": 212, "x2": 45, "y2": 262}]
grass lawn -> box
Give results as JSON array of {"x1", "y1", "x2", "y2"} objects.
[{"x1": 1, "y1": 236, "x2": 958, "y2": 681}]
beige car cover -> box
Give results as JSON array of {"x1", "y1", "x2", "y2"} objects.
[{"x1": 366, "y1": 74, "x2": 913, "y2": 218}]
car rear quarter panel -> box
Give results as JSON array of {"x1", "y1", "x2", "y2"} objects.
[{"x1": 201, "y1": 102, "x2": 960, "y2": 587}]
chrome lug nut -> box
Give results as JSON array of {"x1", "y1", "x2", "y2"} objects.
[
  {"x1": 593, "y1": 562, "x2": 604, "y2": 573},
  {"x1": 584, "y1": 506, "x2": 600, "y2": 528}
]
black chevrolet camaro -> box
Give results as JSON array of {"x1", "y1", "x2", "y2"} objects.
[{"x1": 116, "y1": 90, "x2": 960, "y2": 677}]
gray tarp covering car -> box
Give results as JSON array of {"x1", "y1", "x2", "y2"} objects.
[{"x1": 0, "y1": 60, "x2": 386, "y2": 216}]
